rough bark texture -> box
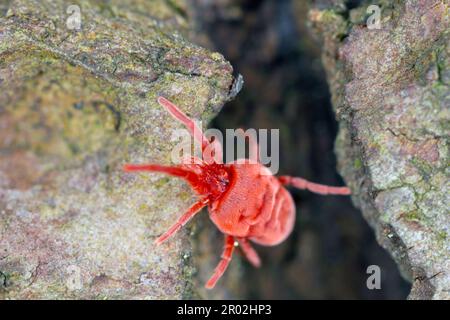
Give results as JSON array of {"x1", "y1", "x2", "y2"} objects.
[
  {"x1": 0, "y1": 0, "x2": 240, "y2": 299},
  {"x1": 308, "y1": 0, "x2": 449, "y2": 299}
]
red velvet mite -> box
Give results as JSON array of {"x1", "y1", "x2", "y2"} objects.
[{"x1": 124, "y1": 96, "x2": 351, "y2": 289}]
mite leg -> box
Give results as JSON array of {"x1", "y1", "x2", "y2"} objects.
[
  {"x1": 237, "y1": 238, "x2": 261, "y2": 267},
  {"x1": 205, "y1": 235, "x2": 236, "y2": 289},
  {"x1": 278, "y1": 176, "x2": 351, "y2": 195},
  {"x1": 203, "y1": 137, "x2": 223, "y2": 164},
  {"x1": 158, "y1": 96, "x2": 224, "y2": 163},
  {"x1": 157, "y1": 96, "x2": 209, "y2": 151},
  {"x1": 155, "y1": 198, "x2": 209, "y2": 245},
  {"x1": 123, "y1": 163, "x2": 193, "y2": 178}
]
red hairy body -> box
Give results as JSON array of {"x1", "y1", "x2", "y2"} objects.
[
  {"x1": 124, "y1": 97, "x2": 351, "y2": 289},
  {"x1": 209, "y1": 162, "x2": 295, "y2": 246}
]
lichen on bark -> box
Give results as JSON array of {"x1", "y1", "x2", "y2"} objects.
[
  {"x1": 0, "y1": 0, "x2": 239, "y2": 299},
  {"x1": 308, "y1": 0, "x2": 449, "y2": 299}
]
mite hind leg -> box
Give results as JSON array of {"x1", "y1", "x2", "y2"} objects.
[
  {"x1": 205, "y1": 235, "x2": 236, "y2": 289},
  {"x1": 237, "y1": 238, "x2": 261, "y2": 267},
  {"x1": 278, "y1": 176, "x2": 351, "y2": 195}
]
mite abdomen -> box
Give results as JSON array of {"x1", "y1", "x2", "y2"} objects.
[
  {"x1": 209, "y1": 162, "x2": 295, "y2": 244},
  {"x1": 249, "y1": 186, "x2": 295, "y2": 246}
]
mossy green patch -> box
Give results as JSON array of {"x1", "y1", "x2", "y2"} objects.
[{"x1": 353, "y1": 158, "x2": 363, "y2": 170}]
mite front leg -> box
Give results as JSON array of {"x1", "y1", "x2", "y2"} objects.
[
  {"x1": 237, "y1": 238, "x2": 261, "y2": 267},
  {"x1": 155, "y1": 198, "x2": 209, "y2": 245},
  {"x1": 158, "y1": 96, "x2": 223, "y2": 164},
  {"x1": 157, "y1": 96, "x2": 209, "y2": 151},
  {"x1": 123, "y1": 164, "x2": 191, "y2": 178},
  {"x1": 278, "y1": 176, "x2": 351, "y2": 195},
  {"x1": 205, "y1": 235, "x2": 236, "y2": 289}
]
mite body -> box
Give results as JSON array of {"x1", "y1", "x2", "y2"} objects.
[
  {"x1": 209, "y1": 161, "x2": 295, "y2": 247},
  {"x1": 124, "y1": 97, "x2": 350, "y2": 289}
]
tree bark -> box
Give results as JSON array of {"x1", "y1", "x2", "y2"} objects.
[{"x1": 308, "y1": 0, "x2": 449, "y2": 299}]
